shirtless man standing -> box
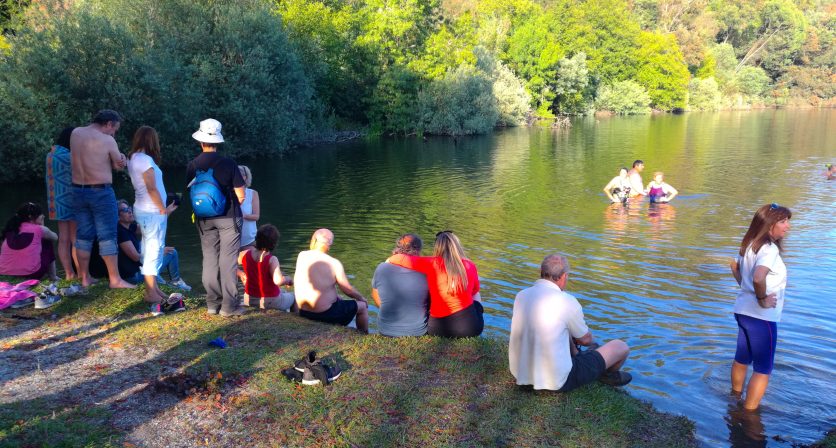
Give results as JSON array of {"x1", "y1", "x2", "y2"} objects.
[
  {"x1": 293, "y1": 228, "x2": 369, "y2": 333},
  {"x1": 627, "y1": 160, "x2": 645, "y2": 198},
  {"x1": 70, "y1": 109, "x2": 133, "y2": 288}
]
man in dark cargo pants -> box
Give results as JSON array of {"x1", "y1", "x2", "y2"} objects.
[{"x1": 187, "y1": 119, "x2": 246, "y2": 317}]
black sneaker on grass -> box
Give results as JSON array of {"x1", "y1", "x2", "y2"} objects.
[
  {"x1": 294, "y1": 351, "x2": 342, "y2": 386},
  {"x1": 294, "y1": 351, "x2": 317, "y2": 372},
  {"x1": 599, "y1": 370, "x2": 632, "y2": 387},
  {"x1": 282, "y1": 367, "x2": 303, "y2": 382}
]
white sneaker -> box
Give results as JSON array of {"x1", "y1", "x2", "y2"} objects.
[
  {"x1": 170, "y1": 278, "x2": 192, "y2": 291},
  {"x1": 35, "y1": 294, "x2": 61, "y2": 309}
]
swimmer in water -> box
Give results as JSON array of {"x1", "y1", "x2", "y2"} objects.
[
  {"x1": 603, "y1": 167, "x2": 631, "y2": 204},
  {"x1": 644, "y1": 172, "x2": 678, "y2": 203},
  {"x1": 826, "y1": 164, "x2": 836, "y2": 180}
]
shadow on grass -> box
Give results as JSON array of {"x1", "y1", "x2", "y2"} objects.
[{"x1": 0, "y1": 306, "x2": 330, "y2": 447}]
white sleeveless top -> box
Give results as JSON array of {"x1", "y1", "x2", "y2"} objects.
[{"x1": 240, "y1": 188, "x2": 256, "y2": 247}]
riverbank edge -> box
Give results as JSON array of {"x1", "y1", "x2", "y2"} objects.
[{"x1": 1, "y1": 278, "x2": 698, "y2": 447}]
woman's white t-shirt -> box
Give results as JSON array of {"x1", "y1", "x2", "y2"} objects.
[
  {"x1": 240, "y1": 188, "x2": 256, "y2": 247},
  {"x1": 128, "y1": 152, "x2": 167, "y2": 213},
  {"x1": 734, "y1": 242, "x2": 787, "y2": 322}
]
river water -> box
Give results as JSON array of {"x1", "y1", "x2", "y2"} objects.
[{"x1": 4, "y1": 109, "x2": 834, "y2": 446}]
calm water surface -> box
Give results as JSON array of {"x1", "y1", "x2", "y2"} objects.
[{"x1": 5, "y1": 109, "x2": 834, "y2": 446}]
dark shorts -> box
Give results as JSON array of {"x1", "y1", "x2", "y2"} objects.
[
  {"x1": 26, "y1": 241, "x2": 56, "y2": 280},
  {"x1": 558, "y1": 350, "x2": 607, "y2": 393},
  {"x1": 300, "y1": 299, "x2": 358, "y2": 327},
  {"x1": 428, "y1": 301, "x2": 484, "y2": 338},
  {"x1": 734, "y1": 313, "x2": 778, "y2": 374}
]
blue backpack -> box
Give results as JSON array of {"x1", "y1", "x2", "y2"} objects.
[{"x1": 189, "y1": 168, "x2": 227, "y2": 218}]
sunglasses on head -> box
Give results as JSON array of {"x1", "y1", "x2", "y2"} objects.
[
  {"x1": 770, "y1": 203, "x2": 779, "y2": 210},
  {"x1": 435, "y1": 230, "x2": 453, "y2": 237}
]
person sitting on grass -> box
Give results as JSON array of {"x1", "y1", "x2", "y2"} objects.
[
  {"x1": 644, "y1": 171, "x2": 679, "y2": 204},
  {"x1": 90, "y1": 200, "x2": 190, "y2": 293},
  {"x1": 293, "y1": 228, "x2": 369, "y2": 333},
  {"x1": 509, "y1": 254, "x2": 632, "y2": 391},
  {"x1": 0, "y1": 202, "x2": 59, "y2": 282},
  {"x1": 387, "y1": 230, "x2": 483, "y2": 338},
  {"x1": 239, "y1": 224, "x2": 296, "y2": 312},
  {"x1": 371, "y1": 233, "x2": 430, "y2": 337}
]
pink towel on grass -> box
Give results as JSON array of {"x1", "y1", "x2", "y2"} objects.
[{"x1": 0, "y1": 279, "x2": 40, "y2": 309}]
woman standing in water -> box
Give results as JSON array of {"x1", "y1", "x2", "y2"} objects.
[{"x1": 729, "y1": 203, "x2": 791, "y2": 410}]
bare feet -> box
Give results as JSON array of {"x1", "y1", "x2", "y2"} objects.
[
  {"x1": 109, "y1": 279, "x2": 136, "y2": 289},
  {"x1": 80, "y1": 277, "x2": 99, "y2": 288}
]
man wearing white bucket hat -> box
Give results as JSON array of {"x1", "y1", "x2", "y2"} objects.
[{"x1": 186, "y1": 118, "x2": 247, "y2": 317}]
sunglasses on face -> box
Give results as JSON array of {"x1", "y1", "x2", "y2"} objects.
[{"x1": 119, "y1": 207, "x2": 132, "y2": 213}]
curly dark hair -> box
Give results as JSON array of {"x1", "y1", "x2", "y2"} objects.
[{"x1": 255, "y1": 224, "x2": 280, "y2": 251}]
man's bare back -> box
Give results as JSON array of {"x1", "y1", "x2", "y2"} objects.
[
  {"x1": 294, "y1": 250, "x2": 343, "y2": 312},
  {"x1": 71, "y1": 123, "x2": 125, "y2": 185}
]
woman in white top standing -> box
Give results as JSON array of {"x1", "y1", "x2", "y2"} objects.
[
  {"x1": 128, "y1": 126, "x2": 178, "y2": 312},
  {"x1": 238, "y1": 165, "x2": 259, "y2": 250},
  {"x1": 729, "y1": 203, "x2": 792, "y2": 410}
]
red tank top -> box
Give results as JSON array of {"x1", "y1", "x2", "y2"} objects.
[{"x1": 242, "y1": 250, "x2": 280, "y2": 298}]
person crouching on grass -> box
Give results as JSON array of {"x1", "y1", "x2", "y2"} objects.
[{"x1": 239, "y1": 224, "x2": 296, "y2": 312}]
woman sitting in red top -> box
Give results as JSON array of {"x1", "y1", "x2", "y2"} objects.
[
  {"x1": 0, "y1": 202, "x2": 59, "y2": 281},
  {"x1": 388, "y1": 230, "x2": 483, "y2": 338},
  {"x1": 238, "y1": 224, "x2": 297, "y2": 312}
]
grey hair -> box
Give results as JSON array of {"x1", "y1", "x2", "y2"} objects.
[{"x1": 540, "y1": 254, "x2": 570, "y2": 281}]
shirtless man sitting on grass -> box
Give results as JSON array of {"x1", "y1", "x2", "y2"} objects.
[
  {"x1": 70, "y1": 109, "x2": 134, "y2": 289},
  {"x1": 293, "y1": 228, "x2": 369, "y2": 333}
]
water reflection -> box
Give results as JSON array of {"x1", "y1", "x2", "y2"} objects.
[{"x1": 726, "y1": 401, "x2": 767, "y2": 448}]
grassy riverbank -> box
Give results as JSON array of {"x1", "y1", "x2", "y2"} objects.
[{"x1": 0, "y1": 279, "x2": 699, "y2": 447}]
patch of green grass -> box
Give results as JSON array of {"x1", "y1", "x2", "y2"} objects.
[
  {"x1": 813, "y1": 429, "x2": 836, "y2": 448},
  {"x1": 0, "y1": 399, "x2": 118, "y2": 448},
  {"x1": 1, "y1": 282, "x2": 697, "y2": 447}
]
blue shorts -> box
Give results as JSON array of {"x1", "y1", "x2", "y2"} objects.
[
  {"x1": 734, "y1": 313, "x2": 778, "y2": 374},
  {"x1": 73, "y1": 185, "x2": 118, "y2": 256}
]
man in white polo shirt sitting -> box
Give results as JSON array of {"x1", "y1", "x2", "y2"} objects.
[{"x1": 509, "y1": 254, "x2": 632, "y2": 391}]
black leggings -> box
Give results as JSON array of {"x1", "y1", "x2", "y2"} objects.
[{"x1": 428, "y1": 301, "x2": 484, "y2": 338}]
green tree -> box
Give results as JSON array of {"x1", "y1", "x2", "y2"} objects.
[
  {"x1": 409, "y1": 20, "x2": 477, "y2": 79},
  {"x1": 634, "y1": 31, "x2": 690, "y2": 110},
  {"x1": 552, "y1": 52, "x2": 592, "y2": 114},
  {"x1": 356, "y1": 0, "x2": 442, "y2": 66},
  {"x1": 367, "y1": 65, "x2": 424, "y2": 135},
  {"x1": 475, "y1": 46, "x2": 530, "y2": 126},
  {"x1": 276, "y1": 0, "x2": 376, "y2": 125},
  {"x1": 709, "y1": 42, "x2": 738, "y2": 88},
  {"x1": 736, "y1": 66, "x2": 771, "y2": 97},
  {"x1": 0, "y1": 0, "x2": 313, "y2": 182},
  {"x1": 595, "y1": 80, "x2": 651, "y2": 114},
  {"x1": 418, "y1": 64, "x2": 498, "y2": 135},
  {"x1": 688, "y1": 77, "x2": 722, "y2": 110}
]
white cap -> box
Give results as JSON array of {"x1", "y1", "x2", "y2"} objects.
[{"x1": 192, "y1": 118, "x2": 224, "y2": 144}]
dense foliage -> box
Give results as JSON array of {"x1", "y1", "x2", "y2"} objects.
[
  {"x1": 0, "y1": 0, "x2": 832, "y2": 181},
  {"x1": 0, "y1": 0, "x2": 312, "y2": 182}
]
